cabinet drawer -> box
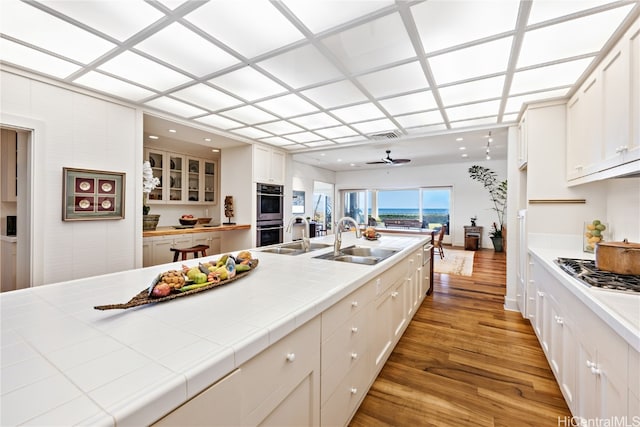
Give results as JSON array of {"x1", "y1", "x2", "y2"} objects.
[
  {"x1": 321, "y1": 308, "x2": 368, "y2": 405},
  {"x1": 320, "y1": 355, "x2": 369, "y2": 427},
  {"x1": 377, "y1": 261, "x2": 407, "y2": 296},
  {"x1": 630, "y1": 348, "x2": 639, "y2": 398},
  {"x1": 322, "y1": 282, "x2": 373, "y2": 339},
  {"x1": 240, "y1": 316, "x2": 320, "y2": 422}
]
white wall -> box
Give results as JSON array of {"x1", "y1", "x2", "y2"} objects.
[
  {"x1": 605, "y1": 177, "x2": 640, "y2": 242},
  {"x1": 1, "y1": 70, "x2": 141, "y2": 285},
  {"x1": 335, "y1": 159, "x2": 508, "y2": 248}
]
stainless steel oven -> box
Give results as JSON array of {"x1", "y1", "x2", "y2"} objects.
[
  {"x1": 256, "y1": 220, "x2": 284, "y2": 247},
  {"x1": 257, "y1": 183, "x2": 284, "y2": 222}
]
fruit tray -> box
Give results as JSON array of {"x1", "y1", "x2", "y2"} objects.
[{"x1": 94, "y1": 259, "x2": 258, "y2": 310}]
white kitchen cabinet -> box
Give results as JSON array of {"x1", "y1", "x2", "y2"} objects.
[
  {"x1": 192, "y1": 231, "x2": 221, "y2": 255},
  {"x1": 1, "y1": 129, "x2": 17, "y2": 202},
  {"x1": 1, "y1": 239, "x2": 16, "y2": 292},
  {"x1": 146, "y1": 148, "x2": 217, "y2": 205},
  {"x1": 240, "y1": 316, "x2": 320, "y2": 426},
  {"x1": 143, "y1": 234, "x2": 196, "y2": 267},
  {"x1": 253, "y1": 145, "x2": 285, "y2": 185},
  {"x1": 153, "y1": 369, "x2": 242, "y2": 426},
  {"x1": 517, "y1": 113, "x2": 528, "y2": 170},
  {"x1": 530, "y1": 254, "x2": 633, "y2": 419},
  {"x1": 629, "y1": 348, "x2": 640, "y2": 418},
  {"x1": 566, "y1": 17, "x2": 640, "y2": 183}
]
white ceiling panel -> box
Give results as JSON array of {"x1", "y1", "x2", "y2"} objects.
[
  {"x1": 289, "y1": 112, "x2": 342, "y2": 129},
  {"x1": 518, "y1": 5, "x2": 635, "y2": 68},
  {"x1": 220, "y1": 105, "x2": 278, "y2": 125},
  {"x1": 172, "y1": 84, "x2": 242, "y2": 111},
  {"x1": 3, "y1": 0, "x2": 636, "y2": 172},
  {"x1": 98, "y1": 51, "x2": 191, "y2": 91},
  {"x1": 254, "y1": 94, "x2": 319, "y2": 117},
  {"x1": 209, "y1": 67, "x2": 287, "y2": 101},
  {"x1": 0, "y1": 0, "x2": 116, "y2": 63},
  {"x1": 257, "y1": 44, "x2": 342, "y2": 88},
  {"x1": 257, "y1": 121, "x2": 304, "y2": 135},
  {"x1": 356, "y1": 61, "x2": 429, "y2": 98},
  {"x1": 438, "y1": 76, "x2": 505, "y2": 107},
  {"x1": 184, "y1": 0, "x2": 303, "y2": 58},
  {"x1": 135, "y1": 23, "x2": 240, "y2": 77},
  {"x1": 0, "y1": 38, "x2": 80, "y2": 78},
  {"x1": 378, "y1": 91, "x2": 438, "y2": 115},
  {"x1": 429, "y1": 37, "x2": 513, "y2": 85},
  {"x1": 42, "y1": 0, "x2": 163, "y2": 41},
  {"x1": 281, "y1": 0, "x2": 394, "y2": 34},
  {"x1": 445, "y1": 100, "x2": 501, "y2": 122},
  {"x1": 194, "y1": 114, "x2": 242, "y2": 130},
  {"x1": 287, "y1": 131, "x2": 324, "y2": 143},
  {"x1": 510, "y1": 57, "x2": 594, "y2": 94},
  {"x1": 144, "y1": 96, "x2": 208, "y2": 118},
  {"x1": 351, "y1": 118, "x2": 396, "y2": 134},
  {"x1": 411, "y1": 0, "x2": 519, "y2": 53},
  {"x1": 321, "y1": 12, "x2": 415, "y2": 73},
  {"x1": 528, "y1": 1, "x2": 615, "y2": 25},
  {"x1": 314, "y1": 126, "x2": 358, "y2": 139},
  {"x1": 300, "y1": 80, "x2": 368, "y2": 109},
  {"x1": 74, "y1": 71, "x2": 155, "y2": 101},
  {"x1": 395, "y1": 111, "x2": 444, "y2": 128},
  {"x1": 330, "y1": 103, "x2": 385, "y2": 123}
]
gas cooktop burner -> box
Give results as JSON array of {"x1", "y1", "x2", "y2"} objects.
[{"x1": 555, "y1": 258, "x2": 640, "y2": 293}]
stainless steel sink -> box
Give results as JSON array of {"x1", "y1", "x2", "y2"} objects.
[
  {"x1": 313, "y1": 245, "x2": 398, "y2": 265},
  {"x1": 259, "y1": 241, "x2": 332, "y2": 255}
]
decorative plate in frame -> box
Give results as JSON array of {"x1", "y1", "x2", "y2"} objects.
[{"x1": 63, "y1": 167, "x2": 125, "y2": 221}]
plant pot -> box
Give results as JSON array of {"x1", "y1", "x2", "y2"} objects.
[
  {"x1": 143, "y1": 214, "x2": 160, "y2": 231},
  {"x1": 491, "y1": 236, "x2": 504, "y2": 252}
]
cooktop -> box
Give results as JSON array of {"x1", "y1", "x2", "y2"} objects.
[{"x1": 555, "y1": 258, "x2": 640, "y2": 293}]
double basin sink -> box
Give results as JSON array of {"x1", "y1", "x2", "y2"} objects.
[{"x1": 260, "y1": 241, "x2": 398, "y2": 265}]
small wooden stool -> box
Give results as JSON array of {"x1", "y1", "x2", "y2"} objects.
[{"x1": 171, "y1": 245, "x2": 209, "y2": 262}]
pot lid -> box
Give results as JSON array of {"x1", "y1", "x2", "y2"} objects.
[{"x1": 597, "y1": 240, "x2": 640, "y2": 249}]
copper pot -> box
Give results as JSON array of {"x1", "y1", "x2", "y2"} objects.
[{"x1": 595, "y1": 239, "x2": 640, "y2": 275}]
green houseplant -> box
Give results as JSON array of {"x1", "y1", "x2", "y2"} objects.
[
  {"x1": 143, "y1": 160, "x2": 161, "y2": 230},
  {"x1": 468, "y1": 165, "x2": 507, "y2": 252}
]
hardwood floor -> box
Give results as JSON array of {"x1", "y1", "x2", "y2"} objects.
[{"x1": 350, "y1": 247, "x2": 570, "y2": 427}]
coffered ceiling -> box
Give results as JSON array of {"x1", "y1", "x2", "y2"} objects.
[{"x1": 1, "y1": 0, "x2": 638, "y2": 171}]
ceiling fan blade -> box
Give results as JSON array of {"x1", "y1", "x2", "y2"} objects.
[
  {"x1": 391, "y1": 158, "x2": 411, "y2": 164},
  {"x1": 366, "y1": 160, "x2": 387, "y2": 164}
]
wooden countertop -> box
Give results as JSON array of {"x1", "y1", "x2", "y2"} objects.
[{"x1": 143, "y1": 223, "x2": 250, "y2": 237}]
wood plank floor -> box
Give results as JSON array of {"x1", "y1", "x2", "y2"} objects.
[{"x1": 350, "y1": 247, "x2": 570, "y2": 427}]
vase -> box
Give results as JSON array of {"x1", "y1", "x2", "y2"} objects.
[
  {"x1": 491, "y1": 236, "x2": 504, "y2": 252},
  {"x1": 143, "y1": 214, "x2": 160, "y2": 231}
]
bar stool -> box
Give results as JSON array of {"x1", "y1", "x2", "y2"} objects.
[{"x1": 170, "y1": 245, "x2": 209, "y2": 262}]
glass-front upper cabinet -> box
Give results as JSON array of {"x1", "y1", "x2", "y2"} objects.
[
  {"x1": 187, "y1": 158, "x2": 200, "y2": 202},
  {"x1": 204, "y1": 161, "x2": 215, "y2": 203},
  {"x1": 146, "y1": 149, "x2": 164, "y2": 202},
  {"x1": 168, "y1": 154, "x2": 184, "y2": 203}
]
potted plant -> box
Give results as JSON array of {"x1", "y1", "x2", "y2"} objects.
[
  {"x1": 143, "y1": 160, "x2": 161, "y2": 230},
  {"x1": 468, "y1": 165, "x2": 507, "y2": 252}
]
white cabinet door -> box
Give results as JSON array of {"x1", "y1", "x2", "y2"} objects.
[
  {"x1": 566, "y1": 77, "x2": 602, "y2": 180},
  {"x1": 253, "y1": 145, "x2": 285, "y2": 184},
  {"x1": 560, "y1": 313, "x2": 577, "y2": 413},
  {"x1": 601, "y1": 45, "x2": 630, "y2": 169},
  {"x1": 142, "y1": 238, "x2": 153, "y2": 267},
  {"x1": 270, "y1": 149, "x2": 285, "y2": 184},
  {"x1": 518, "y1": 114, "x2": 528, "y2": 170},
  {"x1": 152, "y1": 237, "x2": 175, "y2": 265},
  {"x1": 153, "y1": 369, "x2": 241, "y2": 426}
]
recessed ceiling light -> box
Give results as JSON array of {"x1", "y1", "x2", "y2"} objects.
[
  {"x1": 320, "y1": 153, "x2": 326, "y2": 156},
  {"x1": 149, "y1": 135, "x2": 159, "y2": 139},
  {"x1": 211, "y1": 148, "x2": 219, "y2": 152},
  {"x1": 204, "y1": 138, "x2": 212, "y2": 142},
  {"x1": 461, "y1": 153, "x2": 468, "y2": 158},
  {"x1": 350, "y1": 163, "x2": 356, "y2": 167},
  {"x1": 459, "y1": 146, "x2": 466, "y2": 150},
  {"x1": 456, "y1": 137, "x2": 464, "y2": 141},
  {"x1": 337, "y1": 158, "x2": 342, "y2": 162},
  {"x1": 168, "y1": 129, "x2": 176, "y2": 133}
]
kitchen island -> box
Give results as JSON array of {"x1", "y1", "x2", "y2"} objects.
[{"x1": 0, "y1": 233, "x2": 430, "y2": 426}]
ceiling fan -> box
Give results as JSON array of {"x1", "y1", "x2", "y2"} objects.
[{"x1": 366, "y1": 150, "x2": 411, "y2": 165}]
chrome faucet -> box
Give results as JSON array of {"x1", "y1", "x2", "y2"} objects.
[
  {"x1": 286, "y1": 216, "x2": 310, "y2": 252},
  {"x1": 334, "y1": 216, "x2": 362, "y2": 256}
]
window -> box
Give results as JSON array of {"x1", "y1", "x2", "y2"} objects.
[
  {"x1": 422, "y1": 187, "x2": 451, "y2": 235},
  {"x1": 343, "y1": 190, "x2": 368, "y2": 224},
  {"x1": 377, "y1": 189, "x2": 420, "y2": 221}
]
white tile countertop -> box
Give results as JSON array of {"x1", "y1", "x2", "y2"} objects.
[
  {"x1": 0, "y1": 233, "x2": 428, "y2": 426},
  {"x1": 528, "y1": 243, "x2": 640, "y2": 353}
]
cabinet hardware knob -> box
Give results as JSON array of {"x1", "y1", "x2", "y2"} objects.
[
  {"x1": 286, "y1": 353, "x2": 296, "y2": 362},
  {"x1": 391, "y1": 291, "x2": 399, "y2": 298},
  {"x1": 586, "y1": 360, "x2": 595, "y2": 368},
  {"x1": 351, "y1": 327, "x2": 358, "y2": 333},
  {"x1": 590, "y1": 366, "x2": 601, "y2": 375},
  {"x1": 350, "y1": 387, "x2": 358, "y2": 395},
  {"x1": 537, "y1": 291, "x2": 544, "y2": 297},
  {"x1": 351, "y1": 301, "x2": 358, "y2": 308},
  {"x1": 351, "y1": 352, "x2": 358, "y2": 359}
]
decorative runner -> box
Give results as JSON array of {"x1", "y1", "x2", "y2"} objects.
[{"x1": 434, "y1": 249, "x2": 474, "y2": 276}]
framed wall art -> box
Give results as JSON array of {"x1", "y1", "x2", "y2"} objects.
[{"x1": 63, "y1": 167, "x2": 125, "y2": 221}]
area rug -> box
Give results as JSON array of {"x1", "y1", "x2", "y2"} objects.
[{"x1": 434, "y1": 248, "x2": 475, "y2": 276}]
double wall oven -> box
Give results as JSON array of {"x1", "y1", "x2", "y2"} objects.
[{"x1": 256, "y1": 183, "x2": 284, "y2": 247}]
